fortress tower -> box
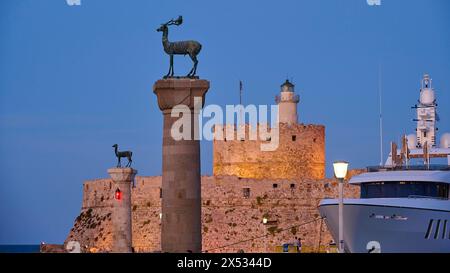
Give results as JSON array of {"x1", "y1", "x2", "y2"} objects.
[
  {"x1": 276, "y1": 79, "x2": 300, "y2": 125},
  {"x1": 213, "y1": 79, "x2": 325, "y2": 180}
]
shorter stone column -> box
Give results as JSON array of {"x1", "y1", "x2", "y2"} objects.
[{"x1": 108, "y1": 167, "x2": 137, "y2": 253}]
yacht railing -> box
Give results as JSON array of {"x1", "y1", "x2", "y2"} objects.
[
  {"x1": 367, "y1": 165, "x2": 450, "y2": 172},
  {"x1": 407, "y1": 195, "x2": 449, "y2": 201}
]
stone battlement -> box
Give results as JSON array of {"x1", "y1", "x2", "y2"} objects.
[{"x1": 213, "y1": 123, "x2": 325, "y2": 180}]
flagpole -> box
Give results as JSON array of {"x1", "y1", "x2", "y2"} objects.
[
  {"x1": 239, "y1": 80, "x2": 242, "y2": 106},
  {"x1": 378, "y1": 64, "x2": 383, "y2": 166},
  {"x1": 239, "y1": 81, "x2": 243, "y2": 125}
]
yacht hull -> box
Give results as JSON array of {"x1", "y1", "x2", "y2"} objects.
[{"x1": 319, "y1": 199, "x2": 450, "y2": 253}]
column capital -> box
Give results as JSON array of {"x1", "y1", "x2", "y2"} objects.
[
  {"x1": 153, "y1": 78, "x2": 210, "y2": 112},
  {"x1": 108, "y1": 168, "x2": 137, "y2": 183}
]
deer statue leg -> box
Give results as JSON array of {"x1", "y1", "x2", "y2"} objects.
[
  {"x1": 170, "y1": 55, "x2": 174, "y2": 77},
  {"x1": 192, "y1": 55, "x2": 198, "y2": 76},
  {"x1": 117, "y1": 157, "x2": 121, "y2": 168},
  {"x1": 187, "y1": 54, "x2": 197, "y2": 77},
  {"x1": 165, "y1": 55, "x2": 173, "y2": 78}
]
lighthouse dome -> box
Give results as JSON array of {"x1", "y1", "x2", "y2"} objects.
[
  {"x1": 440, "y1": 133, "x2": 450, "y2": 148},
  {"x1": 420, "y1": 88, "x2": 435, "y2": 105},
  {"x1": 407, "y1": 134, "x2": 417, "y2": 149}
]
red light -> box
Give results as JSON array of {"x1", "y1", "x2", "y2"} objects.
[{"x1": 115, "y1": 188, "x2": 122, "y2": 200}]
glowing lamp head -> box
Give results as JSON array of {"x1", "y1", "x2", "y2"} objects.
[
  {"x1": 262, "y1": 217, "x2": 268, "y2": 224},
  {"x1": 114, "y1": 188, "x2": 122, "y2": 200},
  {"x1": 333, "y1": 161, "x2": 349, "y2": 180}
]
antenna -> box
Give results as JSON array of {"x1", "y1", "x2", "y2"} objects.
[{"x1": 378, "y1": 64, "x2": 384, "y2": 166}]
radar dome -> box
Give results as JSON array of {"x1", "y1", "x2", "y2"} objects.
[
  {"x1": 407, "y1": 134, "x2": 417, "y2": 149},
  {"x1": 420, "y1": 88, "x2": 435, "y2": 105},
  {"x1": 440, "y1": 133, "x2": 450, "y2": 148}
]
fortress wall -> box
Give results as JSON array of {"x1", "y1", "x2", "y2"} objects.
[
  {"x1": 213, "y1": 123, "x2": 325, "y2": 180},
  {"x1": 66, "y1": 179, "x2": 115, "y2": 252},
  {"x1": 82, "y1": 178, "x2": 115, "y2": 208},
  {"x1": 131, "y1": 176, "x2": 162, "y2": 252},
  {"x1": 200, "y1": 176, "x2": 358, "y2": 253},
  {"x1": 66, "y1": 174, "x2": 359, "y2": 253}
]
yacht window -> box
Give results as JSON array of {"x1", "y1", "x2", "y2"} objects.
[
  {"x1": 360, "y1": 181, "x2": 449, "y2": 199},
  {"x1": 425, "y1": 219, "x2": 434, "y2": 239},
  {"x1": 443, "y1": 220, "x2": 448, "y2": 240},
  {"x1": 435, "y1": 220, "x2": 442, "y2": 239}
]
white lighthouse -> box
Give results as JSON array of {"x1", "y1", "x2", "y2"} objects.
[
  {"x1": 276, "y1": 79, "x2": 300, "y2": 125},
  {"x1": 414, "y1": 74, "x2": 437, "y2": 147}
]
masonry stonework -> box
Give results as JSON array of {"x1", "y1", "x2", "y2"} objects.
[
  {"x1": 213, "y1": 123, "x2": 325, "y2": 180},
  {"x1": 65, "y1": 175, "x2": 359, "y2": 253}
]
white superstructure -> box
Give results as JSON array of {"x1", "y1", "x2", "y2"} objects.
[
  {"x1": 385, "y1": 74, "x2": 450, "y2": 167},
  {"x1": 416, "y1": 74, "x2": 437, "y2": 147},
  {"x1": 319, "y1": 74, "x2": 450, "y2": 253}
]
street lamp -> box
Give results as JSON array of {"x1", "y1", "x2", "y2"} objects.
[{"x1": 333, "y1": 161, "x2": 348, "y2": 253}]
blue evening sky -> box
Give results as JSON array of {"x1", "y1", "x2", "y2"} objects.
[{"x1": 0, "y1": 0, "x2": 449, "y2": 244}]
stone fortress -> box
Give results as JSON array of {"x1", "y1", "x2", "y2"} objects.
[
  {"x1": 213, "y1": 81, "x2": 325, "y2": 181},
  {"x1": 64, "y1": 79, "x2": 361, "y2": 253}
]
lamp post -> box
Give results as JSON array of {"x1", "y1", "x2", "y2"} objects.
[
  {"x1": 333, "y1": 161, "x2": 348, "y2": 253},
  {"x1": 261, "y1": 217, "x2": 268, "y2": 252}
]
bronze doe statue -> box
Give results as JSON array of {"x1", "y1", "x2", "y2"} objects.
[
  {"x1": 157, "y1": 16, "x2": 202, "y2": 78},
  {"x1": 112, "y1": 144, "x2": 133, "y2": 168}
]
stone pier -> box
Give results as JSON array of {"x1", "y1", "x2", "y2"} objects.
[
  {"x1": 153, "y1": 78, "x2": 210, "y2": 253},
  {"x1": 108, "y1": 167, "x2": 137, "y2": 253}
]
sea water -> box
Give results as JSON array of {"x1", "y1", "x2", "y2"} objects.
[{"x1": 0, "y1": 245, "x2": 40, "y2": 253}]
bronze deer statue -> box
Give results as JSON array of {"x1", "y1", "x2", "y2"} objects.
[
  {"x1": 156, "y1": 16, "x2": 202, "y2": 78},
  {"x1": 112, "y1": 144, "x2": 133, "y2": 168}
]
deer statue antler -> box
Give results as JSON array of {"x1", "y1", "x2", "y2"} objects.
[{"x1": 164, "y1": 15, "x2": 183, "y2": 26}]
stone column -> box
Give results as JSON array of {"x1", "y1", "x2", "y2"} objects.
[
  {"x1": 108, "y1": 167, "x2": 137, "y2": 253},
  {"x1": 153, "y1": 78, "x2": 210, "y2": 253}
]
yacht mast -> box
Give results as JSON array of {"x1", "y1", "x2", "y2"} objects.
[{"x1": 378, "y1": 64, "x2": 383, "y2": 166}]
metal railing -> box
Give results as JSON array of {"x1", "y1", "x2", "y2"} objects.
[
  {"x1": 366, "y1": 165, "x2": 450, "y2": 172},
  {"x1": 275, "y1": 94, "x2": 299, "y2": 104},
  {"x1": 407, "y1": 195, "x2": 449, "y2": 200}
]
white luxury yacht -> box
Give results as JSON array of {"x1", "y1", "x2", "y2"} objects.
[{"x1": 319, "y1": 74, "x2": 450, "y2": 253}]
